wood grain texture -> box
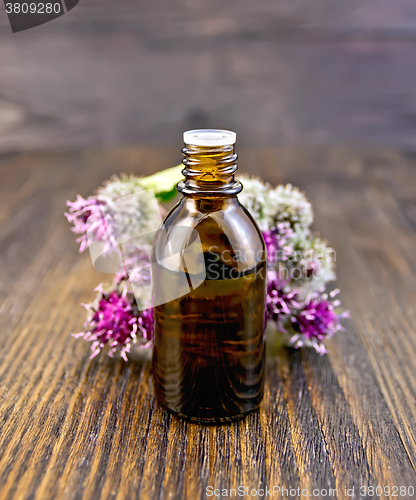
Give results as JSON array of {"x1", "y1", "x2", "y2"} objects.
[
  {"x1": 0, "y1": 147, "x2": 415, "y2": 499},
  {"x1": 2, "y1": 0, "x2": 416, "y2": 152}
]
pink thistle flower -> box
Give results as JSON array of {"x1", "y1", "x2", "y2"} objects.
[
  {"x1": 262, "y1": 222, "x2": 295, "y2": 264},
  {"x1": 114, "y1": 245, "x2": 151, "y2": 287},
  {"x1": 266, "y1": 269, "x2": 300, "y2": 330},
  {"x1": 73, "y1": 284, "x2": 154, "y2": 361},
  {"x1": 289, "y1": 290, "x2": 349, "y2": 355},
  {"x1": 64, "y1": 195, "x2": 114, "y2": 253}
]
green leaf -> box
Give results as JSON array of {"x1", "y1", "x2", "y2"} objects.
[{"x1": 140, "y1": 165, "x2": 183, "y2": 202}]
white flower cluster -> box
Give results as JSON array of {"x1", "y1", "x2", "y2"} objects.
[
  {"x1": 239, "y1": 175, "x2": 313, "y2": 231},
  {"x1": 268, "y1": 184, "x2": 313, "y2": 229},
  {"x1": 240, "y1": 175, "x2": 335, "y2": 295},
  {"x1": 290, "y1": 233, "x2": 336, "y2": 298},
  {"x1": 238, "y1": 175, "x2": 272, "y2": 231},
  {"x1": 98, "y1": 173, "x2": 146, "y2": 200},
  {"x1": 96, "y1": 174, "x2": 162, "y2": 250}
]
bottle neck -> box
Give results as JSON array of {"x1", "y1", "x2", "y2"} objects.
[{"x1": 177, "y1": 143, "x2": 242, "y2": 198}]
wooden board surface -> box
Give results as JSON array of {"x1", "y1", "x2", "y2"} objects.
[
  {"x1": 0, "y1": 147, "x2": 415, "y2": 499},
  {"x1": 2, "y1": 0, "x2": 416, "y2": 152}
]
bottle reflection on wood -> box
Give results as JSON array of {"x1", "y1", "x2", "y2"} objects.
[{"x1": 152, "y1": 130, "x2": 266, "y2": 423}]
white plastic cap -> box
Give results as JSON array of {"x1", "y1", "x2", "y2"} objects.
[{"x1": 183, "y1": 129, "x2": 236, "y2": 146}]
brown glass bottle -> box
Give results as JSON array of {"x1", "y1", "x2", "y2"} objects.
[{"x1": 151, "y1": 129, "x2": 266, "y2": 423}]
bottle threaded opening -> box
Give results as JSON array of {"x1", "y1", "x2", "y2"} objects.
[{"x1": 178, "y1": 138, "x2": 242, "y2": 198}]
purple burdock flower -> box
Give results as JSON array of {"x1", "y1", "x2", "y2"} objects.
[
  {"x1": 290, "y1": 290, "x2": 347, "y2": 355},
  {"x1": 262, "y1": 222, "x2": 295, "y2": 264},
  {"x1": 114, "y1": 246, "x2": 151, "y2": 286},
  {"x1": 64, "y1": 195, "x2": 114, "y2": 253},
  {"x1": 266, "y1": 269, "x2": 300, "y2": 329},
  {"x1": 73, "y1": 284, "x2": 154, "y2": 361}
]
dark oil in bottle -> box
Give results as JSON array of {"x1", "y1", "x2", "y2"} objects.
[{"x1": 152, "y1": 257, "x2": 266, "y2": 423}]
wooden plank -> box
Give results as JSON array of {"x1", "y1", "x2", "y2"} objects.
[
  {"x1": 278, "y1": 351, "x2": 337, "y2": 496},
  {"x1": 0, "y1": 148, "x2": 415, "y2": 500}
]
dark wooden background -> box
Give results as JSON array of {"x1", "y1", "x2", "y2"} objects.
[
  {"x1": 0, "y1": 147, "x2": 415, "y2": 499},
  {"x1": 2, "y1": 0, "x2": 416, "y2": 151}
]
